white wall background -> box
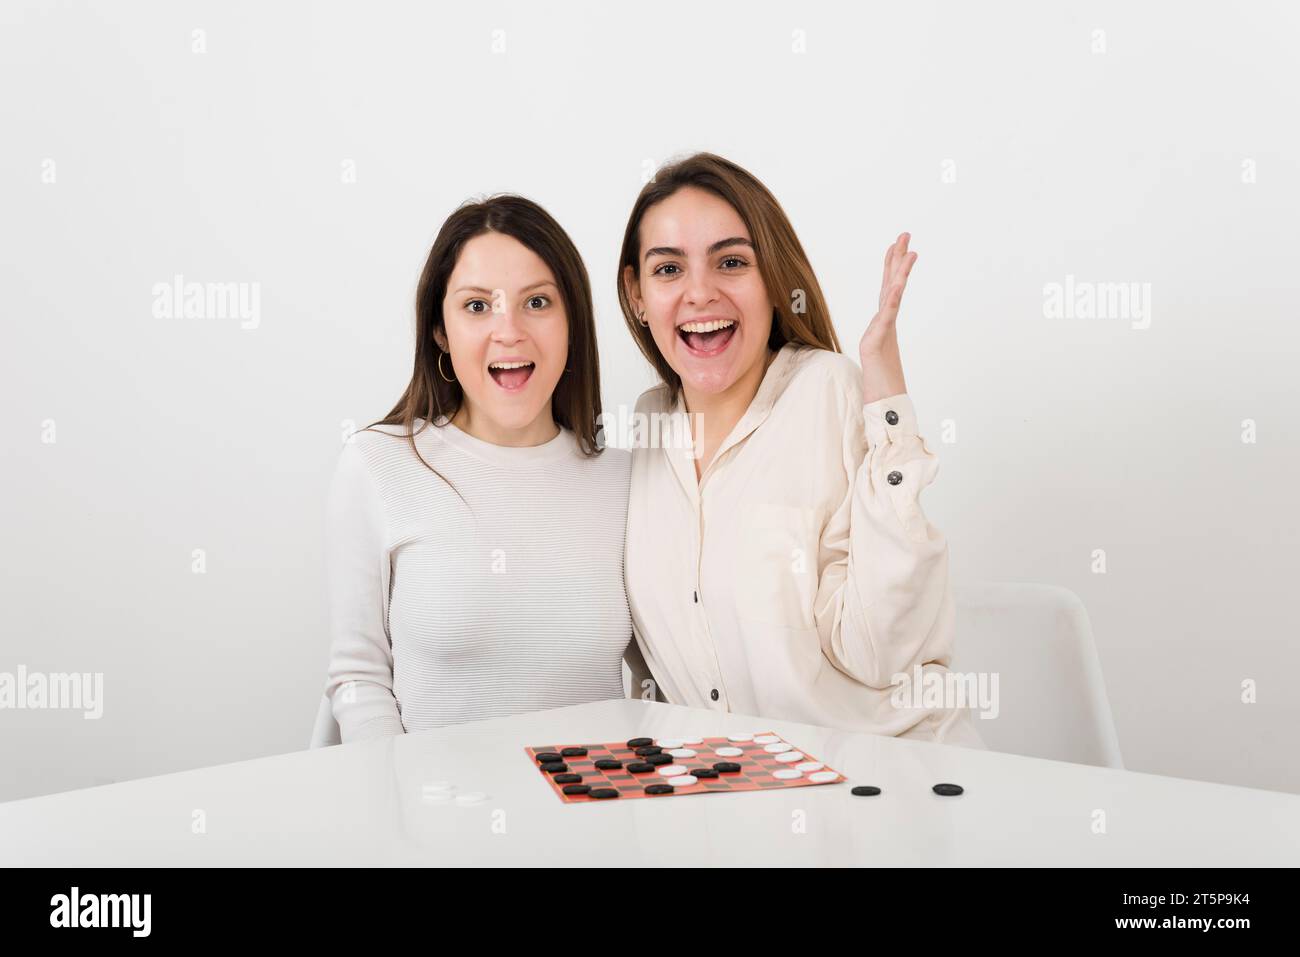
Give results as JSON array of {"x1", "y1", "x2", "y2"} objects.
[{"x1": 2, "y1": 0, "x2": 1297, "y2": 803}]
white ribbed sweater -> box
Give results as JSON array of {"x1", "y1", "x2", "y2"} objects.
[{"x1": 323, "y1": 417, "x2": 642, "y2": 742}]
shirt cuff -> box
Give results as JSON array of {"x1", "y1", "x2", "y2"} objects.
[{"x1": 863, "y1": 393, "x2": 918, "y2": 450}]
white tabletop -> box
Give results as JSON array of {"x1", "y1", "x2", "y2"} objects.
[{"x1": 3, "y1": 699, "x2": 1298, "y2": 866}]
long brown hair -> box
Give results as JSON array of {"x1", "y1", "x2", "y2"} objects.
[
  {"x1": 363, "y1": 194, "x2": 604, "y2": 482},
  {"x1": 617, "y1": 152, "x2": 841, "y2": 402}
]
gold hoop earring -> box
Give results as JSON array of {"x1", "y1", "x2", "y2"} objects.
[{"x1": 437, "y1": 351, "x2": 456, "y2": 383}]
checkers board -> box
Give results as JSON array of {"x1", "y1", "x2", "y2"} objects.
[{"x1": 526, "y1": 731, "x2": 846, "y2": 803}]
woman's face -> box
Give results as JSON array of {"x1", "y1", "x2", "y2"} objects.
[
  {"x1": 626, "y1": 186, "x2": 773, "y2": 398},
  {"x1": 439, "y1": 232, "x2": 569, "y2": 444}
]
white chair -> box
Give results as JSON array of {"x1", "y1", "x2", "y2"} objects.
[
  {"x1": 951, "y1": 581, "x2": 1124, "y2": 769},
  {"x1": 308, "y1": 692, "x2": 341, "y2": 749}
]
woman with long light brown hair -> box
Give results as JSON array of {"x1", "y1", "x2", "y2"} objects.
[{"x1": 618, "y1": 153, "x2": 983, "y2": 747}]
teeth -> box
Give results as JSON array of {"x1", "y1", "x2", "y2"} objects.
[
  {"x1": 488, "y1": 361, "x2": 534, "y2": 370},
  {"x1": 678, "y1": 319, "x2": 736, "y2": 333}
]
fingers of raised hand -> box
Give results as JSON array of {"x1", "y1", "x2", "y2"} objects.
[
  {"x1": 881, "y1": 232, "x2": 913, "y2": 307},
  {"x1": 881, "y1": 256, "x2": 917, "y2": 315}
]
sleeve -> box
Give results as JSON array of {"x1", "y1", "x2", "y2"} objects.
[
  {"x1": 812, "y1": 389, "x2": 956, "y2": 689},
  {"x1": 324, "y1": 440, "x2": 406, "y2": 741}
]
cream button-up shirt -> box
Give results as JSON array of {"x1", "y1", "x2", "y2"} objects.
[{"x1": 625, "y1": 343, "x2": 984, "y2": 747}]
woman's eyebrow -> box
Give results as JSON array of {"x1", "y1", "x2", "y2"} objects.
[
  {"x1": 643, "y1": 237, "x2": 754, "y2": 261},
  {"x1": 451, "y1": 280, "x2": 557, "y2": 295}
]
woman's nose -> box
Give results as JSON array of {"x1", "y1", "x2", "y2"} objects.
[
  {"x1": 491, "y1": 306, "x2": 525, "y2": 342},
  {"x1": 684, "y1": 270, "x2": 719, "y2": 307}
]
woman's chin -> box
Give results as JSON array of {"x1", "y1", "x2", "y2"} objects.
[
  {"x1": 672, "y1": 341, "x2": 741, "y2": 397},
  {"x1": 460, "y1": 391, "x2": 555, "y2": 441},
  {"x1": 673, "y1": 341, "x2": 770, "y2": 400},
  {"x1": 679, "y1": 368, "x2": 737, "y2": 397}
]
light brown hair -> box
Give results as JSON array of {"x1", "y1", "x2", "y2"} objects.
[{"x1": 617, "y1": 152, "x2": 841, "y2": 402}]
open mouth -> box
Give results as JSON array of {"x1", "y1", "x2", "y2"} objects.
[
  {"x1": 677, "y1": 318, "x2": 737, "y2": 356},
  {"x1": 487, "y1": 360, "x2": 535, "y2": 391}
]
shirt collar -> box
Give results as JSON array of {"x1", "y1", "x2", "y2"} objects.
[
  {"x1": 417, "y1": 416, "x2": 578, "y2": 468},
  {"x1": 666, "y1": 342, "x2": 807, "y2": 493}
]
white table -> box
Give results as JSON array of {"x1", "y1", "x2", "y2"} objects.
[{"x1": 3, "y1": 699, "x2": 1298, "y2": 866}]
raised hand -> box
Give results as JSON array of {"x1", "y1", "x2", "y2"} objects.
[{"x1": 858, "y1": 232, "x2": 916, "y2": 404}]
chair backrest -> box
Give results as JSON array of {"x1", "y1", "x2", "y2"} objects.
[
  {"x1": 308, "y1": 692, "x2": 341, "y2": 749},
  {"x1": 950, "y1": 581, "x2": 1124, "y2": 769}
]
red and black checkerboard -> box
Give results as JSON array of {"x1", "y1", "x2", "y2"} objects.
[{"x1": 526, "y1": 732, "x2": 845, "y2": 803}]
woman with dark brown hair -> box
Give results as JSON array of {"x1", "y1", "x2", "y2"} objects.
[
  {"x1": 323, "y1": 195, "x2": 648, "y2": 741},
  {"x1": 619, "y1": 153, "x2": 984, "y2": 747}
]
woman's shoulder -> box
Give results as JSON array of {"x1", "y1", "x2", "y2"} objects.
[
  {"x1": 787, "y1": 344, "x2": 861, "y2": 384},
  {"x1": 632, "y1": 382, "x2": 672, "y2": 415},
  {"x1": 348, "y1": 415, "x2": 429, "y2": 438},
  {"x1": 347, "y1": 418, "x2": 427, "y2": 452},
  {"x1": 578, "y1": 439, "x2": 632, "y2": 492},
  {"x1": 339, "y1": 418, "x2": 461, "y2": 481},
  {"x1": 781, "y1": 345, "x2": 864, "y2": 411}
]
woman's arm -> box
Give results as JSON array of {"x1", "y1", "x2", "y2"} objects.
[
  {"x1": 324, "y1": 440, "x2": 405, "y2": 741},
  {"x1": 811, "y1": 231, "x2": 955, "y2": 688},
  {"x1": 812, "y1": 388, "x2": 955, "y2": 689}
]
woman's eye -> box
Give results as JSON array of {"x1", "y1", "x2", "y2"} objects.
[
  {"x1": 720, "y1": 256, "x2": 748, "y2": 269},
  {"x1": 652, "y1": 263, "x2": 680, "y2": 276},
  {"x1": 466, "y1": 299, "x2": 489, "y2": 314},
  {"x1": 527, "y1": 295, "x2": 550, "y2": 310}
]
